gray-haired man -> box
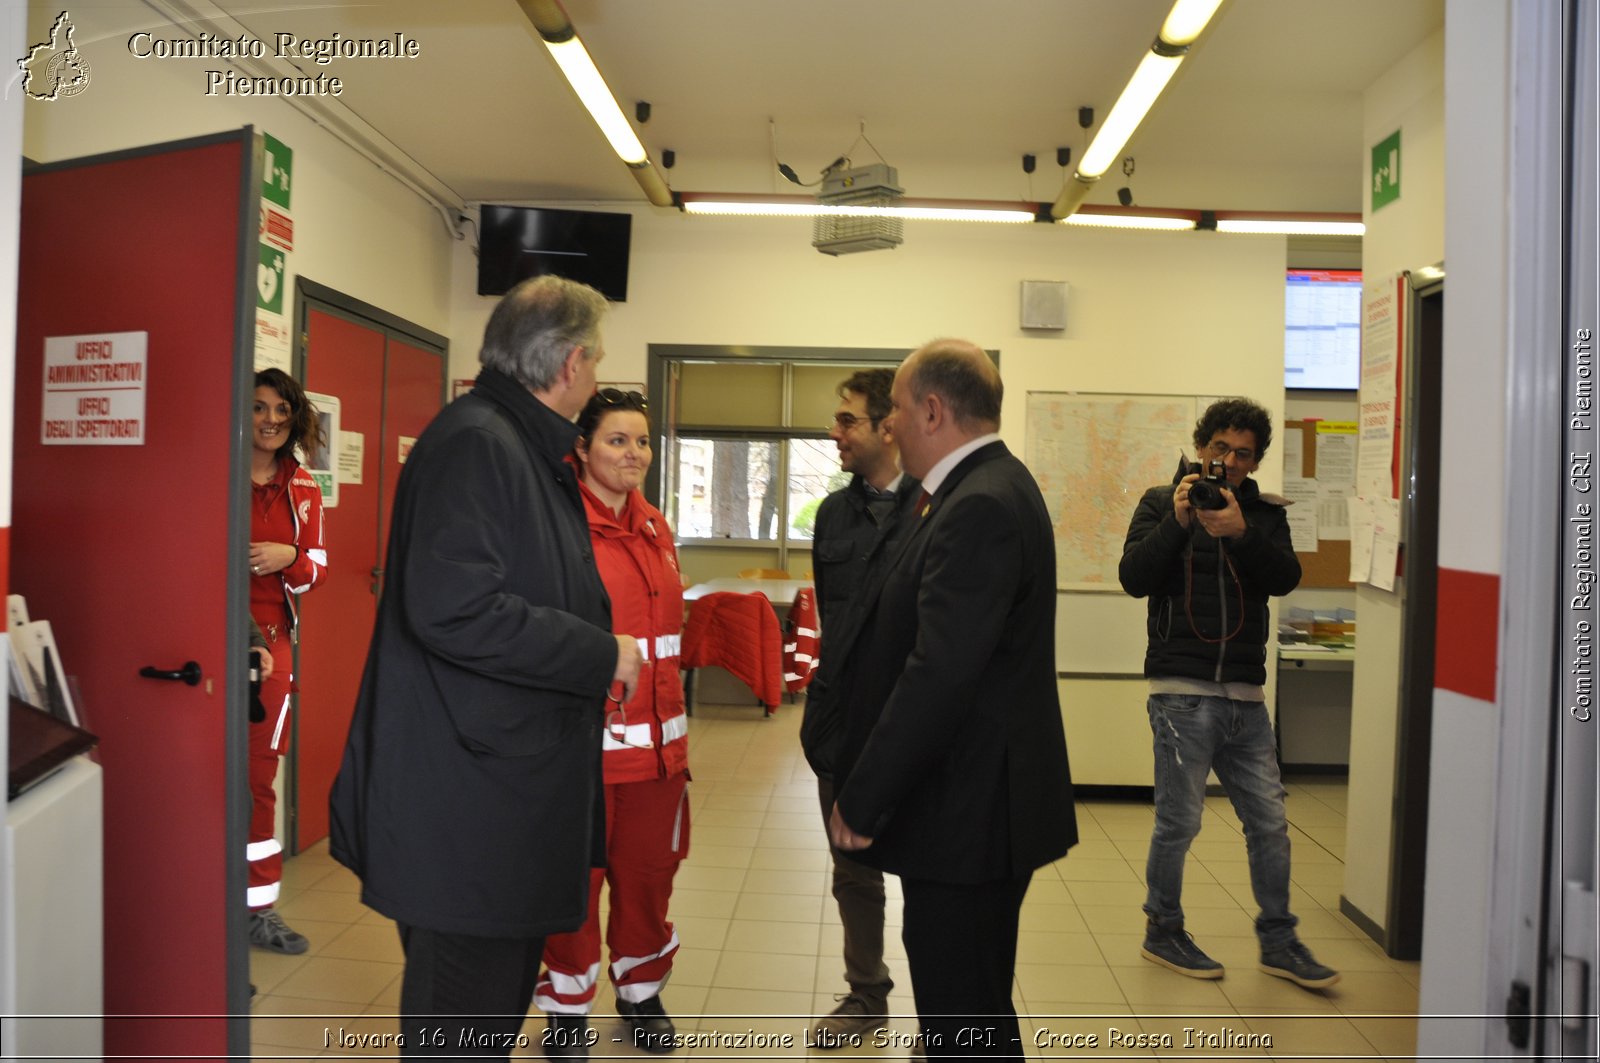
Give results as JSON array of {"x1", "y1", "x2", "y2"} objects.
[{"x1": 331, "y1": 275, "x2": 643, "y2": 1057}]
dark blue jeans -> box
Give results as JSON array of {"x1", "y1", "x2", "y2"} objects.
[{"x1": 1143, "y1": 693, "x2": 1298, "y2": 950}]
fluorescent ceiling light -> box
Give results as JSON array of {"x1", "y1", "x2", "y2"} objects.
[
  {"x1": 1052, "y1": 0, "x2": 1224, "y2": 219},
  {"x1": 1078, "y1": 52, "x2": 1183, "y2": 179},
  {"x1": 682, "y1": 200, "x2": 1034, "y2": 223},
  {"x1": 1060, "y1": 213, "x2": 1196, "y2": 231},
  {"x1": 883, "y1": 206, "x2": 1034, "y2": 223},
  {"x1": 543, "y1": 37, "x2": 646, "y2": 165},
  {"x1": 1215, "y1": 219, "x2": 1366, "y2": 236},
  {"x1": 1160, "y1": 0, "x2": 1226, "y2": 46}
]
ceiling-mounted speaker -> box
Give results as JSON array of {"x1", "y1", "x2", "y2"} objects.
[{"x1": 1020, "y1": 280, "x2": 1068, "y2": 330}]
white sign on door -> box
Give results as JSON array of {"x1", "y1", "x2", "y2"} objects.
[{"x1": 42, "y1": 331, "x2": 149, "y2": 445}]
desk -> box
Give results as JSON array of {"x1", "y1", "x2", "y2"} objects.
[
  {"x1": 1276, "y1": 644, "x2": 1354, "y2": 768},
  {"x1": 683, "y1": 578, "x2": 813, "y2": 607},
  {"x1": 1279, "y1": 645, "x2": 1356, "y2": 668}
]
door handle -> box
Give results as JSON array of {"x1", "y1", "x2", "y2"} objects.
[{"x1": 139, "y1": 661, "x2": 202, "y2": 686}]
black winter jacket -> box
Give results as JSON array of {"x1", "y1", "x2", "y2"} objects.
[
  {"x1": 800, "y1": 473, "x2": 919, "y2": 778},
  {"x1": 1118, "y1": 472, "x2": 1300, "y2": 685},
  {"x1": 329, "y1": 367, "x2": 618, "y2": 938}
]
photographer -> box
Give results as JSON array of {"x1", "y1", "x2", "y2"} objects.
[{"x1": 1118, "y1": 398, "x2": 1339, "y2": 991}]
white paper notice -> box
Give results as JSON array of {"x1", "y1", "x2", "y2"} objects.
[
  {"x1": 1317, "y1": 482, "x2": 1354, "y2": 540},
  {"x1": 338, "y1": 430, "x2": 364, "y2": 485},
  {"x1": 1369, "y1": 497, "x2": 1401, "y2": 592},
  {"x1": 1347, "y1": 496, "x2": 1377, "y2": 583},
  {"x1": 1316, "y1": 427, "x2": 1358, "y2": 485},
  {"x1": 1283, "y1": 431, "x2": 1306, "y2": 480},
  {"x1": 1358, "y1": 278, "x2": 1402, "y2": 498},
  {"x1": 42, "y1": 331, "x2": 148, "y2": 445},
  {"x1": 1286, "y1": 501, "x2": 1319, "y2": 552}
]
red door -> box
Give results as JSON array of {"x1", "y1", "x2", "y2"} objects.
[
  {"x1": 296, "y1": 309, "x2": 383, "y2": 849},
  {"x1": 296, "y1": 310, "x2": 443, "y2": 849},
  {"x1": 13, "y1": 132, "x2": 257, "y2": 1057},
  {"x1": 380, "y1": 339, "x2": 447, "y2": 553}
]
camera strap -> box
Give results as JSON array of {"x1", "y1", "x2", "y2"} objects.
[{"x1": 1183, "y1": 541, "x2": 1246, "y2": 645}]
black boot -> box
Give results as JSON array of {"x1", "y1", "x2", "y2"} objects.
[
  {"x1": 616, "y1": 995, "x2": 676, "y2": 1054},
  {"x1": 542, "y1": 1013, "x2": 591, "y2": 1059}
]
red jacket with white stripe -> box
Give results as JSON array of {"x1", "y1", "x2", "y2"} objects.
[
  {"x1": 579, "y1": 478, "x2": 689, "y2": 783},
  {"x1": 252, "y1": 456, "x2": 327, "y2": 629},
  {"x1": 783, "y1": 588, "x2": 819, "y2": 692}
]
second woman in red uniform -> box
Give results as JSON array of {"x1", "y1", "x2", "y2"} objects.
[
  {"x1": 535, "y1": 389, "x2": 689, "y2": 1057},
  {"x1": 246, "y1": 368, "x2": 327, "y2": 954}
]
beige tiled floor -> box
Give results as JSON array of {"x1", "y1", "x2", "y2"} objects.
[{"x1": 255, "y1": 703, "x2": 1420, "y2": 1060}]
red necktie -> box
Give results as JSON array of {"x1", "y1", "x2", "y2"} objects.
[{"x1": 917, "y1": 489, "x2": 932, "y2": 516}]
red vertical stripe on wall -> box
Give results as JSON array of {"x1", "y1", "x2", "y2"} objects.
[
  {"x1": 0, "y1": 524, "x2": 8, "y2": 631},
  {"x1": 1434, "y1": 567, "x2": 1501, "y2": 700}
]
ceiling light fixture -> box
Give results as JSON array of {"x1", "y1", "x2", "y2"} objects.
[
  {"x1": 679, "y1": 193, "x2": 1037, "y2": 224},
  {"x1": 678, "y1": 194, "x2": 1359, "y2": 236},
  {"x1": 1061, "y1": 211, "x2": 1196, "y2": 232},
  {"x1": 518, "y1": 0, "x2": 673, "y2": 206},
  {"x1": 1212, "y1": 213, "x2": 1366, "y2": 236},
  {"x1": 1051, "y1": 0, "x2": 1226, "y2": 219}
]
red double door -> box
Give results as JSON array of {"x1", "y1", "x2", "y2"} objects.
[{"x1": 295, "y1": 304, "x2": 444, "y2": 851}]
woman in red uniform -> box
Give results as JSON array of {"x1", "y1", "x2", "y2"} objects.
[
  {"x1": 246, "y1": 368, "x2": 327, "y2": 954},
  {"x1": 536, "y1": 389, "x2": 689, "y2": 1057}
]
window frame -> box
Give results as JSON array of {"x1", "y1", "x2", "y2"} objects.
[{"x1": 646, "y1": 344, "x2": 912, "y2": 568}]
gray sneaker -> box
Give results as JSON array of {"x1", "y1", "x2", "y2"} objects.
[
  {"x1": 1140, "y1": 922, "x2": 1224, "y2": 979},
  {"x1": 248, "y1": 908, "x2": 308, "y2": 954},
  {"x1": 811, "y1": 993, "x2": 888, "y2": 1048},
  {"x1": 1259, "y1": 941, "x2": 1341, "y2": 989}
]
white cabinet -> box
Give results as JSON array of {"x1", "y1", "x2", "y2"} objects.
[{"x1": 1, "y1": 756, "x2": 103, "y2": 1059}]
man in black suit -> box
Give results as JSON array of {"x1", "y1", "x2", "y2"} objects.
[{"x1": 828, "y1": 339, "x2": 1077, "y2": 1060}]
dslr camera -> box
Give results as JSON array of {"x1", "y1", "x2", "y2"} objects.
[{"x1": 1186, "y1": 460, "x2": 1231, "y2": 510}]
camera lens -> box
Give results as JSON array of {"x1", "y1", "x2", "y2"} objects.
[{"x1": 1189, "y1": 480, "x2": 1228, "y2": 510}]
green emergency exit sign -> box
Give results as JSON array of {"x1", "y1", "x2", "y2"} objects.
[
  {"x1": 263, "y1": 132, "x2": 292, "y2": 209},
  {"x1": 1371, "y1": 130, "x2": 1401, "y2": 211}
]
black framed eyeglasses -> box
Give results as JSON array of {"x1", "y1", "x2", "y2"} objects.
[
  {"x1": 1205, "y1": 439, "x2": 1256, "y2": 462},
  {"x1": 829, "y1": 412, "x2": 882, "y2": 431},
  {"x1": 597, "y1": 387, "x2": 648, "y2": 412}
]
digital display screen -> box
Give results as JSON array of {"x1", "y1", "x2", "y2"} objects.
[{"x1": 1285, "y1": 269, "x2": 1362, "y2": 390}]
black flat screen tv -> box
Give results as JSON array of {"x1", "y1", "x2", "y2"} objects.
[{"x1": 477, "y1": 205, "x2": 632, "y2": 301}]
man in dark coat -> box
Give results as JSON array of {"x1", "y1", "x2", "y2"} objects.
[
  {"x1": 1119, "y1": 397, "x2": 1339, "y2": 991},
  {"x1": 827, "y1": 340, "x2": 1077, "y2": 1061},
  {"x1": 329, "y1": 275, "x2": 643, "y2": 1056}
]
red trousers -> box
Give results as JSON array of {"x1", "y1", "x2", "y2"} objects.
[
  {"x1": 247, "y1": 618, "x2": 293, "y2": 910},
  {"x1": 535, "y1": 773, "x2": 690, "y2": 1012}
]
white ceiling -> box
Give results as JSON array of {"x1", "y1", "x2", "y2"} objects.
[{"x1": 211, "y1": 0, "x2": 1442, "y2": 215}]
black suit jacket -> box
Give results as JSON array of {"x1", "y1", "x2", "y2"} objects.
[{"x1": 831, "y1": 440, "x2": 1077, "y2": 883}]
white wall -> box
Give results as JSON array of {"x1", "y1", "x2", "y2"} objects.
[
  {"x1": 449, "y1": 209, "x2": 1288, "y2": 407},
  {"x1": 1342, "y1": 26, "x2": 1446, "y2": 934},
  {"x1": 19, "y1": 7, "x2": 455, "y2": 338},
  {"x1": 1418, "y1": 0, "x2": 1509, "y2": 1048}
]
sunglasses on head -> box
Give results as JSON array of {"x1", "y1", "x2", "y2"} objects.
[{"x1": 596, "y1": 387, "x2": 648, "y2": 411}]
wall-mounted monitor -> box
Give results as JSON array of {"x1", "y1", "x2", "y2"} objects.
[
  {"x1": 477, "y1": 205, "x2": 632, "y2": 301},
  {"x1": 1284, "y1": 268, "x2": 1362, "y2": 390}
]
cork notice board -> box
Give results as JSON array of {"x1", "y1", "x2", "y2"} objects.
[{"x1": 1286, "y1": 419, "x2": 1354, "y2": 588}]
